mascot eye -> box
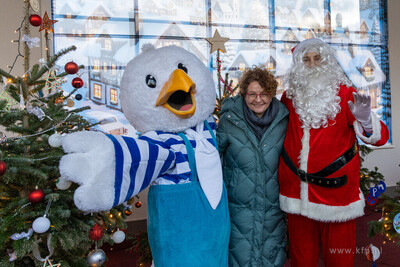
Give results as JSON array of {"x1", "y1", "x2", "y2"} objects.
[
  {"x1": 146, "y1": 75, "x2": 157, "y2": 88},
  {"x1": 178, "y1": 63, "x2": 188, "y2": 73}
]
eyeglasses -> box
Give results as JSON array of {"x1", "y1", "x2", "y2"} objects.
[{"x1": 246, "y1": 92, "x2": 270, "y2": 101}]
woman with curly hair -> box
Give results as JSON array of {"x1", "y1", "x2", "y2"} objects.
[{"x1": 217, "y1": 67, "x2": 289, "y2": 266}]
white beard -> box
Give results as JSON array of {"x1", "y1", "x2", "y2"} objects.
[{"x1": 287, "y1": 66, "x2": 342, "y2": 129}]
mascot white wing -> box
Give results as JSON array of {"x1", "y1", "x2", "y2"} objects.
[{"x1": 59, "y1": 131, "x2": 176, "y2": 212}]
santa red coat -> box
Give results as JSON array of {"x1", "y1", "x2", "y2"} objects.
[{"x1": 279, "y1": 85, "x2": 389, "y2": 222}]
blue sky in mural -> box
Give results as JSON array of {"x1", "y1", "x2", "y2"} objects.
[{"x1": 52, "y1": 0, "x2": 390, "y2": 140}]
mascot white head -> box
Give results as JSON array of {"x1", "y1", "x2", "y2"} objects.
[{"x1": 120, "y1": 45, "x2": 216, "y2": 133}]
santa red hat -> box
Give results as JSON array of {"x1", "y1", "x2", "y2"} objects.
[{"x1": 291, "y1": 38, "x2": 326, "y2": 60}]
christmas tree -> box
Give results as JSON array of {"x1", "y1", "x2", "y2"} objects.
[{"x1": 0, "y1": 2, "x2": 135, "y2": 266}]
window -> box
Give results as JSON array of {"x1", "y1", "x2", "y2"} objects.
[
  {"x1": 110, "y1": 88, "x2": 118, "y2": 105},
  {"x1": 52, "y1": 0, "x2": 391, "y2": 140},
  {"x1": 93, "y1": 83, "x2": 102, "y2": 99},
  {"x1": 364, "y1": 66, "x2": 374, "y2": 77},
  {"x1": 111, "y1": 63, "x2": 117, "y2": 75},
  {"x1": 93, "y1": 60, "x2": 100, "y2": 72},
  {"x1": 104, "y1": 38, "x2": 112, "y2": 51}
]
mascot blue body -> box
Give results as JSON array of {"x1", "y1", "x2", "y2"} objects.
[{"x1": 59, "y1": 45, "x2": 230, "y2": 266}]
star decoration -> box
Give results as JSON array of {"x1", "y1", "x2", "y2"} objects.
[
  {"x1": 205, "y1": 29, "x2": 230, "y2": 54},
  {"x1": 43, "y1": 70, "x2": 65, "y2": 95},
  {"x1": 42, "y1": 259, "x2": 61, "y2": 267},
  {"x1": 39, "y1": 12, "x2": 58, "y2": 33}
]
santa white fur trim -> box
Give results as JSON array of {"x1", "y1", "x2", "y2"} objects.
[
  {"x1": 280, "y1": 190, "x2": 365, "y2": 222},
  {"x1": 354, "y1": 111, "x2": 382, "y2": 144},
  {"x1": 299, "y1": 128, "x2": 310, "y2": 214},
  {"x1": 298, "y1": 128, "x2": 310, "y2": 170},
  {"x1": 279, "y1": 126, "x2": 365, "y2": 222}
]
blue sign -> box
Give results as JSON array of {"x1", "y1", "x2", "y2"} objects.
[{"x1": 370, "y1": 181, "x2": 386, "y2": 198}]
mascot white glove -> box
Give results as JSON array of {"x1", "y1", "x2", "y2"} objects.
[
  {"x1": 59, "y1": 131, "x2": 116, "y2": 212},
  {"x1": 348, "y1": 92, "x2": 372, "y2": 133}
]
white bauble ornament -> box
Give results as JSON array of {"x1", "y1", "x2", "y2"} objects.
[
  {"x1": 87, "y1": 249, "x2": 106, "y2": 267},
  {"x1": 56, "y1": 177, "x2": 72, "y2": 190},
  {"x1": 112, "y1": 230, "x2": 126, "y2": 244},
  {"x1": 48, "y1": 133, "x2": 63, "y2": 147},
  {"x1": 32, "y1": 216, "x2": 50, "y2": 233}
]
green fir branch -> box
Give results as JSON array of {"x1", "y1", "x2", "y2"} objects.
[{"x1": 28, "y1": 46, "x2": 77, "y2": 84}]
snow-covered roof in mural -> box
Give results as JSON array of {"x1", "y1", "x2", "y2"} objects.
[
  {"x1": 227, "y1": 49, "x2": 292, "y2": 76},
  {"x1": 336, "y1": 49, "x2": 385, "y2": 88}
]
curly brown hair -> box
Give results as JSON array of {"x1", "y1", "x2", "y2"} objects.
[{"x1": 238, "y1": 67, "x2": 277, "y2": 97}]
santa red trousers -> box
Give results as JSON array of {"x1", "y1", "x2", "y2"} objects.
[{"x1": 287, "y1": 213, "x2": 356, "y2": 267}]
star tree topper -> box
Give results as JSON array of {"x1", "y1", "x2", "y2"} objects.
[
  {"x1": 205, "y1": 29, "x2": 229, "y2": 54},
  {"x1": 39, "y1": 11, "x2": 58, "y2": 33}
]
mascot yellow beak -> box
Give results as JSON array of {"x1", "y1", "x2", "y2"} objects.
[{"x1": 155, "y1": 69, "x2": 196, "y2": 119}]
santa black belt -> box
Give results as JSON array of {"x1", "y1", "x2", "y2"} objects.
[{"x1": 281, "y1": 142, "x2": 358, "y2": 188}]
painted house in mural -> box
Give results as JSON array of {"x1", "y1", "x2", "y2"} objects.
[
  {"x1": 83, "y1": 4, "x2": 133, "y2": 111},
  {"x1": 337, "y1": 46, "x2": 385, "y2": 109},
  {"x1": 86, "y1": 31, "x2": 128, "y2": 111},
  {"x1": 153, "y1": 22, "x2": 207, "y2": 63}
]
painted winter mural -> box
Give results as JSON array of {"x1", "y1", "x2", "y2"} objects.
[{"x1": 52, "y1": 0, "x2": 391, "y2": 141}]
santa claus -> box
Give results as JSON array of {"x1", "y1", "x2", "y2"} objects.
[{"x1": 278, "y1": 38, "x2": 389, "y2": 266}]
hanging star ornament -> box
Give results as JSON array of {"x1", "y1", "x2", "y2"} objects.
[
  {"x1": 205, "y1": 29, "x2": 230, "y2": 54},
  {"x1": 39, "y1": 12, "x2": 58, "y2": 33},
  {"x1": 42, "y1": 259, "x2": 61, "y2": 267},
  {"x1": 43, "y1": 70, "x2": 65, "y2": 95}
]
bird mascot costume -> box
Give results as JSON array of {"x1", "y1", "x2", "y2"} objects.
[{"x1": 59, "y1": 45, "x2": 230, "y2": 266}]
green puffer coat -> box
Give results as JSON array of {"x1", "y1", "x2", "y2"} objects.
[{"x1": 217, "y1": 95, "x2": 289, "y2": 267}]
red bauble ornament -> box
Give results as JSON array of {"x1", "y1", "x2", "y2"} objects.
[
  {"x1": 29, "y1": 14, "x2": 42, "y2": 27},
  {"x1": 0, "y1": 161, "x2": 7, "y2": 176},
  {"x1": 64, "y1": 61, "x2": 79, "y2": 75},
  {"x1": 28, "y1": 189, "x2": 45, "y2": 203},
  {"x1": 124, "y1": 209, "x2": 132, "y2": 216},
  {"x1": 89, "y1": 224, "x2": 104, "y2": 241},
  {"x1": 71, "y1": 77, "x2": 84, "y2": 89},
  {"x1": 135, "y1": 201, "x2": 142, "y2": 208}
]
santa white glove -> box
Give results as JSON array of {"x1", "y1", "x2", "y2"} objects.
[
  {"x1": 348, "y1": 92, "x2": 372, "y2": 133},
  {"x1": 59, "y1": 131, "x2": 116, "y2": 212}
]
